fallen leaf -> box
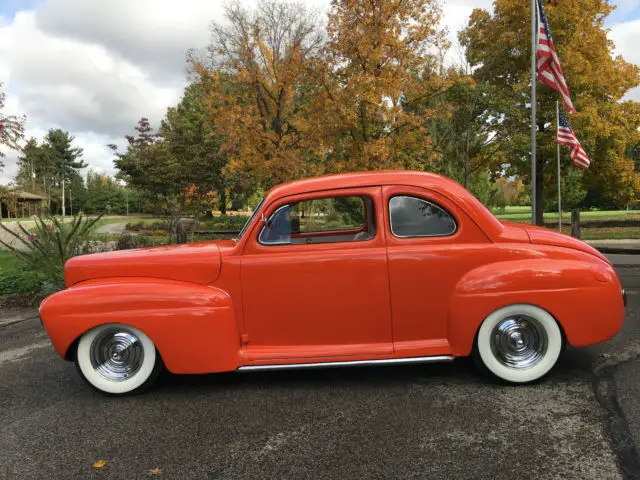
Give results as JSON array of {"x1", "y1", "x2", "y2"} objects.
[
  {"x1": 149, "y1": 467, "x2": 162, "y2": 475},
  {"x1": 92, "y1": 460, "x2": 107, "y2": 469}
]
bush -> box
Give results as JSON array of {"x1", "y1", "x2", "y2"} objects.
[
  {"x1": 0, "y1": 214, "x2": 103, "y2": 294},
  {"x1": 0, "y1": 269, "x2": 47, "y2": 296},
  {"x1": 125, "y1": 220, "x2": 169, "y2": 233},
  {"x1": 116, "y1": 231, "x2": 168, "y2": 250},
  {"x1": 202, "y1": 214, "x2": 250, "y2": 231},
  {"x1": 125, "y1": 221, "x2": 145, "y2": 232},
  {"x1": 117, "y1": 231, "x2": 143, "y2": 250},
  {"x1": 138, "y1": 229, "x2": 169, "y2": 237},
  {"x1": 150, "y1": 220, "x2": 169, "y2": 231}
]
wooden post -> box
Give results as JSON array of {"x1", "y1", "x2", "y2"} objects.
[
  {"x1": 176, "y1": 222, "x2": 187, "y2": 244},
  {"x1": 571, "y1": 210, "x2": 580, "y2": 239}
]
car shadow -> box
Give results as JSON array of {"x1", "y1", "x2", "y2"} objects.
[
  {"x1": 158, "y1": 357, "x2": 478, "y2": 392},
  {"x1": 151, "y1": 348, "x2": 601, "y2": 397}
]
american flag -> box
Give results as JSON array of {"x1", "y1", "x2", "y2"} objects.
[
  {"x1": 536, "y1": 0, "x2": 576, "y2": 113},
  {"x1": 558, "y1": 110, "x2": 590, "y2": 169}
]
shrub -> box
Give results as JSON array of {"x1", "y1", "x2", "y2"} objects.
[
  {"x1": 202, "y1": 214, "x2": 250, "y2": 231},
  {"x1": 0, "y1": 214, "x2": 103, "y2": 294},
  {"x1": 117, "y1": 231, "x2": 143, "y2": 250},
  {"x1": 150, "y1": 220, "x2": 169, "y2": 231},
  {"x1": 0, "y1": 269, "x2": 47, "y2": 296},
  {"x1": 125, "y1": 221, "x2": 145, "y2": 232},
  {"x1": 116, "y1": 231, "x2": 168, "y2": 250},
  {"x1": 138, "y1": 229, "x2": 169, "y2": 237}
]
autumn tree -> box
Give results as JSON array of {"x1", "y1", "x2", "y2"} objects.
[
  {"x1": 317, "y1": 0, "x2": 447, "y2": 171},
  {"x1": 110, "y1": 118, "x2": 183, "y2": 212},
  {"x1": 428, "y1": 66, "x2": 513, "y2": 191},
  {"x1": 193, "y1": 0, "x2": 325, "y2": 188},
  {"x1": 15, "y1": 138, "x2": 51, "y2": 194},
  {"x1": 462, "y1": 0, "x2": 640, "y2": 224},
  {"x1": 14, "y1": 131, "x2": 86, "y2": 213},
  {"x1": 0, "y1": 83, "x2": 25, "y2": 171},
  {"x1": 160, "y1": 83, "x2": 228, "y2": 213},
  {"x1": 82, "y1": 171, "x2": 135, "y2": 215}
]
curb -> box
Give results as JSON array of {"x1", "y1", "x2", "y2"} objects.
[
  {"x1": 0, "y1": 314, "x2": 39, "y2": 328},
  {"x1": 595, "y1": 247, "x2": 640, "y2": 255}
]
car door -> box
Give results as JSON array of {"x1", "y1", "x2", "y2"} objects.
[
  {"x1": 240, "y1": 187, "x2": 393, "y2": 364},
  {"x1": 382, "y1": 185, "x2": 491, "y2": 358}
]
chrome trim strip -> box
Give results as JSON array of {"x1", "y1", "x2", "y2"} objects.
[{"x1": 238, "y1": 355, "x2": 455, "y2": 372}]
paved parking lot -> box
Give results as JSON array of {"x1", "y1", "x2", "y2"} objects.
[{"x1": 1, "y1": 263, "x2": 639, "y2": 480}]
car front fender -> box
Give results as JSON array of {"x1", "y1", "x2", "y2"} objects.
[
  {"x1": 447, "y1": 259, "x2": 624, "y2": 356},
  {"x1": 39, "y1": 278, "x2": 241, "y2": 374}
]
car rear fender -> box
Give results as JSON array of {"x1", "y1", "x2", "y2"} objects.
[
  {"x1": 39, "y1": 278, "x2": 241, "y2": 374},
  {"x1": 447, "y1": 259, "x2": 624, "y2": 356}
]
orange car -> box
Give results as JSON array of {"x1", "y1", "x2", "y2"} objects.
[{"x1": 39, "y1": 171, "x2": 626, "y2": 395}]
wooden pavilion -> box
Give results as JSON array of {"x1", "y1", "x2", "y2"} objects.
[{"x1": 0, "y1": 191, "x2": 46, "y2": 219}]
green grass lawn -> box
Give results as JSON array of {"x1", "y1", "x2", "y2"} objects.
[
  {"x1": 493, "y1": 207, "x2": 639, "y2": 222},
  {"x1": 580, "y1": 228, "x2": 640, "y2": 240},
  {"x1": 0, "y1": 251, "x2": 19, "y2": 277},
  {"x1": 0, "y1": 216, "x2": 38, "y2": 223},
  {"x1": 493, "y1": 207, "x2": 640, "y2": 222},
  {"x1": 94, "y1": 216, "x2": 159, "y2": 229}
]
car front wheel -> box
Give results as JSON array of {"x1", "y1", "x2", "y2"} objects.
[
  {"x1": 473, "y1": 304, "x2": 563, "y2": 384},
  {"x1": 75, "y1": 324, "x2": 163, "y2": 395}
]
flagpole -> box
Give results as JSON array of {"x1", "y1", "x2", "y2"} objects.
[
  {"x1": 531, "y1": 0, "x2": 537, "y2": 226},
  {"x1": 556, "y1": 100, "x2": 562, "y2": 232}
]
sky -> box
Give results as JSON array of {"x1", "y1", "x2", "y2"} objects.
[{"x1": 0, "y1": 0, "x2": 638, "y2": 185}]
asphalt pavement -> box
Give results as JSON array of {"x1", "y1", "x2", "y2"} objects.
[{"x1": 1, "y1": 260, "x2": 640, "y2": 479}]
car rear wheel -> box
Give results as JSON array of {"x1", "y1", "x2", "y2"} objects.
[
  {"x1": 473, "y1": 304, "x2": 563, "y2": 384},
  {"x1": 75, "y1": 324, "x2": 163, "y2": 395}
]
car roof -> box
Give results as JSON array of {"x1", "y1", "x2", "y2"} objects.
[
  {"x1": 264, "y1": 170, "x2": 504, "y2": 239},
  {"x1": 267, "y1": 170, "x2": 455, "y2": 199}
]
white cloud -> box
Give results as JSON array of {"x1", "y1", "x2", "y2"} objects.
[
  {"x1": 33, "y1": 0, "x2": 226, "y2": 86},
  {"x1": 5, "y1": 11, "x2": 180, "y2": 137},
  {"x1": 441, "y1": 0, "x2": 493, "y2": 66},
  {"x1": 609, "y1": 19, "x2": 640, "y2": 101}
]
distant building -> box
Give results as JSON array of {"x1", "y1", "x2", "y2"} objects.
[{"x1": 0, "y1": 191, "x2": 46, "y2": 219}]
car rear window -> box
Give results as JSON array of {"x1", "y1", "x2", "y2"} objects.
[{"x1": 388, "y1": 195, "x2": 457, "y2": 238}]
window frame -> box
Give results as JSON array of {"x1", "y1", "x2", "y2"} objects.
[
  {"x1": 257, "y1": 194, "x2": 376, "y2": 247},
  {"x1": 388, "y1": 194, "x2": 458, "y2": 239}
]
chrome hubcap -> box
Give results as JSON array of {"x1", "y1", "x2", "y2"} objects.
[
  {"x1": 90, "y1": 329, "x2": 144, "y2": 381},
  {"x1": 490, "y1": 315, "x2": 548, "y2": 369}
]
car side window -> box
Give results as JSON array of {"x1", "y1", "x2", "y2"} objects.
[
  {"x1": 389, "y1": 195, "x2": 457, "y2": 238},
  {"x1": 259, "y1": 196, "x2": 376, "y2": 246}
]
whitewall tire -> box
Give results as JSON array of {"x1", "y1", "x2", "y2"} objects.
[
  {"x1": 473, "y1": 304, "x2": 563, "y2": 384},
  {"x1": 76, "y1": 324, "x2": 163, "y2": 395}
]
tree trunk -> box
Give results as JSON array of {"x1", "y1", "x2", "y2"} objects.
[
  {"x1": 218, "y1": 189, "x2": 227, "y2": 215},
  {"x1": 571, "y1": 210, "x2": 580, "y2": 239}
]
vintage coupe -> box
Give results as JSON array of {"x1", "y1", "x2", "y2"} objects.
[{"x1": 39, "y1": 171, "x2": 626, "y2": 395}]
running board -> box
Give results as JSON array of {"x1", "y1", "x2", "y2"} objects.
[{"x1": 238, "y1": 355, "x2": 455, "y2": 372}]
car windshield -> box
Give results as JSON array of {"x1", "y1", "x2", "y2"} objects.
[{"x1": 236, "y1": 198, "x2": 265, "y2": 241}]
